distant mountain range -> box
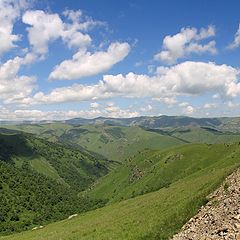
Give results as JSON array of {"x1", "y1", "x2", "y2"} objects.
[{"x1": 2, "y1": 115, "x2": 240, "y2": 132}]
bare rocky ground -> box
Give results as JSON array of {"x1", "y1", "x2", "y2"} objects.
[{"x1": 172, "y1": 169, "x2": 240, "y2": 240}]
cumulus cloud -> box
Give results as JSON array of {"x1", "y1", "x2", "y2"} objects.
[
  {"x1": 178, "y1": 102, "x2": 189, "y2": 107},
  {"x1": 154, "y1": 25, "x2": 217, "y2": 64},
  {"x1": 228, "y1": 24, "x2": 240, "y2": 49},
  {"x1": 99, "y1": 61, "x2": 240, "y2": 99},
  {"x1": 184, "y1": 105, "x2": 195, "y2": 115},
  {"x1": 22, "y1": 9, "x2": 98, "y2": 56},
  {"x1": 0, "y1": 56, "x2": 36, "y2": 103},
  {"x1": 22, "y1": 9, "x2": 130, "y2": 80},
  {"x1": 90, "y1": 102, "x2": 100, "y2": 108},
  {"x1": 63, "y1": 9, "x2": 104, "y2": 32},
  {"x1": 22, "y1": 10, "x2": 64, "y2": 55},
  {"x1": 103, "y1": 105, "x2": 139, "y2": 118},
  {"x1": 19, "y1": 7, "x2": 133, "y2": 90},
  {"x1": 140, "y1": 104, "x2": 153, "y2": 112},
  {"x1": 49, "y1": 42, "x2": 130, "y2": 80},
  {"x1": 0, "y1": 0, "x2": 29, "y2": 55},
  {"x1": 153, "y1": 97, "x2": 177, "y2": 105},
  {"x1": 9, "y1": 61, "x2": 240, "y2": 106},
  {"x1": 62, "y1": 9, "x2": 104, "y2": 48},
  {"x1": 203, "y1": 103, "x2": 218, "y2": 109},
  {"x1": 0, "y1": 105, "x2": 139, "y2": 121}
]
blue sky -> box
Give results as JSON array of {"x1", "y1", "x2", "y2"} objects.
[{"x1": 1, "y1": 0, "x2": 240, "y2": 120}]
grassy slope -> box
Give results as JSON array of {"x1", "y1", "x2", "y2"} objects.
[
  {"x1": 0, "y1": 132, "x2": 110, "y2": 234},
  {"x1": 168, "y1": 127, "x2": 240, "y2": 143},
  {"x1": 3, "y1": 123, "x2": 72, "y2": 142},
  {"x1": 4, "y1": 124, "x2": 186, "y2": 162},
  {"x1": 64, "y1": 125, "x2": 185, "y2": 162},
  {"x1": 5, "y1": 123, "x2": 240, "y2": 162},
  {"x1": 0, "y1": 132, "x2": 110, "y2": 191},
  {"x1": 86, "y1": 142, "x2": 240, "y2": 203},
  {"x1": 29, "y1": 157, "x2": 66, "y2": 185},
  {"x1": 4, "y1": 143, "x2": 240, "y2": 240},
  {"x1": 0, "y1": 160, "x2": 103, "y2": 235}
]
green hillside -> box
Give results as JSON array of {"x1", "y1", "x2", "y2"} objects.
[
  {"x1": 3, "y1": 122, "x2": 240, "y2": 239},
  {"x1": 63, "y1": 115, "x2": 240, "y2": 132},
  {"x1": 1, "y1": 123, "x2": 72, "y2": 142},
  {"x1": 0, "y1": 132, "x2": 112, "y2": 235},
  {"x1": 0, "y1": 132, "x2": 111, "y2": 191},
  {"x1": 4, "y1": 124, "x2": 186, "y2": 162},
  {"x1": 0, "y1": 160, "x2": 104, "y2": 236},
  {"x1": 62, "y1": 115, "x2": 240, "y2": 132},
  {"x1": 59, "y1": 125, "x2": 185, "y2": 162},
  {"x1": 5, "y1": 121, "x2": 240, "y2": 164},
  {"x1": 4, "y1": 143, "x2": 240, "y2": 240},
  {"x1": 155, "y1": 126, "x2": 240, "y2": 144},
  {"x1": 86, "y1": 142, "x2": 240, "y2": 203}
]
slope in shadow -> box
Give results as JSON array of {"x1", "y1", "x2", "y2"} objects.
[{"x1": 0, "y1": 133, "x2": 35, "y2": 162}]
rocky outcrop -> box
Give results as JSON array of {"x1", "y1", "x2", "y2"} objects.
[
  {"x1": 172, "y1": 169, "x2": 240, "y2": 240},
  {"x1": 129, "y1": 165, "x2": 144, "y2": 182}
]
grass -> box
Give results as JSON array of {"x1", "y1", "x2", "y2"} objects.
[
  {"x1": 29, "y1": 157, "x2": 66, "y2": 185},
  {"x1": 166, "y1": 126, "x2": 240, "y2": 143},
  {"x1": 14, "y1": 156, "x2": 66, "y2": 185},
  {"x1": 0, "y1": 132, "x2": 110, "y2": 191},
  {"x1": 3, "y1": 143, "x2": 240, "y2": 240},
  {"x1": 2, "y1": 124, "x2": 240, "y2": 239},
  {"x1": 86, "y1": 143, "x2": 240, "y2": 203},
  {"x1": 75, "y1": 125, "x2": 185, "y2": 162},
  {"x1": 5, "y1": 124, "x2": 186, "y2": 162},
  {"x1": 5, "y1": 123, "x2": 240, "y2": 163}
]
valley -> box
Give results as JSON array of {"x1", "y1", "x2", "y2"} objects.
[
  {"x1": 1, "y1": 1, "x2": 239, "y2": 238},
  {"x1": 1, "y1": 116, "x2": 240, "y2": 239}
]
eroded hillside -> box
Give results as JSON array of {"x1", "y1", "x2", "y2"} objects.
[{"x1": 172, "y1": 169, "x2": 240, "y2": 240}]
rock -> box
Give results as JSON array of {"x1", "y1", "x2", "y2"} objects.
[
  {"x1": 31, "y1": 225, "x2": 44, "y2": 231},
  {"x1": 235, "y1": 223, "x2": 240, "y2": 229},
  {"x1": 172, "y1": 169, "x2": 240, "y2": 239},
  {"x1": 68, "y1": 213, "x2": 78, "y2": 220}
]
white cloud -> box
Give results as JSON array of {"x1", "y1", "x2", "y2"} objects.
[
  {"x1": 184, "y1": 105, "x2": 195, "y2": 115},
  {"x1": 98, "y1": 61, "x2": 239, "y2": 99},
  {"x1": 0, "y1": 106, "x2": 139, "y2": 121},
  {"x1": 228, "y1": 24, "x2": 240, "y2": 49},
  {"x1": 90, "y1": 102, "x2": 99, "y2": 108},
  {"x1": 103, "y1": 105, "x2": 139, "y2": 118},
  {"x1": 227, "y1": 101, "x2": 240, "y2": 108},
  {"x1": 49, "y1": 42, "x2": 130, "y2": 80},
  {"x1": 63, "y1": 9, "x2": 104, "y2": 32},
  {"x1": 147, "y1": 65, "x2": 155, "y2": 74},
  {"x1": 140, "y1": 104, "x2": 153, "y2": 112},
  {"x1": 154, "y1": 25, "x2": 217, "y2": 64},
  {"x1": 0, "y1": 56, "x2": 36, "y2": 103},
  {"x1": 62, "y1": 10, "x2": 104, "y2": 49},
  {"x1": 135, "y1": 61, "x2": 143, "y2": 67},
  {"x1": 21, "y1": 9, "x2": 130, "y2": 84},
  {"x1": 22, "y1": 9, "x2": 97, "y2": 56},
  {"x1": 153, "y1": 97, "x2": 177, "y2": 105},
  {"x1": 22, "y1": 10, "x2": 64, "y2": 55},
  {"x1": 212, "y1": 93, "x2": 220, "y2": 99},
  {"x1": 9, "y1": 61, "x2": 240, "y2": 107},
  {"x1": 155, "y1": 61, "x2": 240, "y2": 97},
  {"x1": 178, "y1": 102, "x2": 189, "y2": 107},
  {"x1": 203, "y1": 103, "x2": 217, "y2": 109},
  {"x1": 0, "y1": 0, "x2": 29, "y2": 55}
]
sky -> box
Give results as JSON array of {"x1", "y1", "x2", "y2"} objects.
[{"x1": 1, "y1": 0, "x2": 240, "y2": 121}]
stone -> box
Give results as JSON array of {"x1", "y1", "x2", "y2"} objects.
[{"x1": 172, "y1": 169, "x2": 240, "y2": 240}]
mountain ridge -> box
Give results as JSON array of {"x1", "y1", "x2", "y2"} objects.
[{"x1": 2, "y1": 115, "x2": 240, "y2": 133}]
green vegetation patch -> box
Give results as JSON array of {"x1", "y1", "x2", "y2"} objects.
[{"x1": 4, "y1": 149, "x2": 239, "y2": 239}]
